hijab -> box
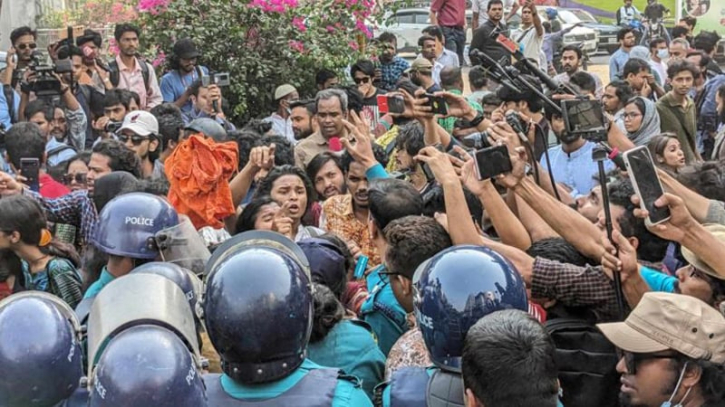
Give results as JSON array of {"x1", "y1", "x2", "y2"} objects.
[
  {"x1": 627, "y1": 96, "x2": 661, "y2": 146},
  {"x1": 92, "y1": 172, "x2": 140, "y2": 213}
]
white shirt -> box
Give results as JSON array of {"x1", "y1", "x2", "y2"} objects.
[
  {"x1": 510, "y1": 26, "x2": 543, "y2": 64},
  {"x1": 264, "y1": 113, "x2": 296, "y2": 145}
]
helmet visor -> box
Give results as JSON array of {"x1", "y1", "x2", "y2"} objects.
[{"x1": 155, "y1": 215, "x2": 211, "y2": 275}]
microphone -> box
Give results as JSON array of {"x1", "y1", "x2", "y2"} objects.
[{"x1": 601, "y1": 144, "x2": 627, "y2": 171}]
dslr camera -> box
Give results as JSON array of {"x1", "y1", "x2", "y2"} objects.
[{"x1": 24, "y1": 51, "x2": 73, "y2": 98}]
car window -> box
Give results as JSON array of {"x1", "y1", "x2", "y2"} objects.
[
  {"x1": 557, "y1": 10, "x2": 582, "y2": 25},
  {"x1": 414, "y1": 13, "x2": 430, "y2": 24},
  {"x1": 570, "y1": 9, "x2": 596, "y2": 23},
  {"x1": 395, "y1": 13, "x2": 416, "y2": 24}
]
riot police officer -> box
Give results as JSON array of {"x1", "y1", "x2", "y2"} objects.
[
  {"x1": 0, "y1": 292, "x2": 84, "y2": 407},
  {"x1": 84, "y1": 192, "x2": 210, "y2": 300},
  {"x1": 202, "y1": 231, "x2": 373, "y2": 406},
  {"x1": 86, "y1": 273, "x2": 206, "y2": 406},
  {"x1": 375, "y1": 245, "x2": 529, "y2": 407}
]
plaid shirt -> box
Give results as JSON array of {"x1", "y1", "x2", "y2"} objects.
[
  {"x1": 532, "y1": 257, "x2": 625, "y2": 323},
  {"x1": 379, "y1": 57, "x2": 410, "y2": 92},
  {"x1": 27, "y1": 189, "x2": 98, "y2": 247}
]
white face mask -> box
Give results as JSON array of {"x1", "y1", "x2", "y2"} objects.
[{"x1": 657, "y1": 49, "x2": 669, "y2": 60}]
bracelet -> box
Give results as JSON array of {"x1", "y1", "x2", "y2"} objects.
[{"x1": 469, "y1": 111, "x2": 485, "y2": 127}]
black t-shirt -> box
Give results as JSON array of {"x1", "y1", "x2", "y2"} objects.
[
  {"x1": 470, "y1": 20, "x2": 512, "y2": 68},
  {"x1": 643, "y1": 3, "x2": 668, "y2": 21}
]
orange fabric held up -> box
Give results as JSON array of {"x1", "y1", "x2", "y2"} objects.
[{"x1": 165, "y1": 134, "x2": 239, "y2": 229}]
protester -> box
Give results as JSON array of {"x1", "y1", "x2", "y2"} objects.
[
  {"x1": 470, "y1": 0, "x2": 512, "y2": 68},
  {"x1": 306, "y1": 152, "x2": 346, "y2": 200},
  {"x1": 647, "y1": 133, "x2": 685, "y2": 172},
  {"x1": 377, "y1": 32, "x2": 410, "y2": 92},
  {"x1": 623, "y1": 96, "x2": 661, "y2": 146},
  {"x1": 110, "y1": 24, "x2": 163, "y2": 110},
  {"x1": 160, "y1": 38, "x2": 208, "y2": 113},
  {"x1": 290, "y1": 99, "x2": 316, "y2": 141},
  {"x1": 656, "y1": 60, "x2": 700, "y2": 164},
  {"x1": 610, "y1": 28, "x2": 636, "y2": 81},
  {"x1": 554, "y1": 45, "x2": 603, "y2": 98},
  {"x1": 265, "y1": 84, "x2": 299, "y2": 144},
  {"x1": 295, "y1": 89, "x2": 349, "y2": 167}
]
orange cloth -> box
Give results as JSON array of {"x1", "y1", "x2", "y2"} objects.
[{"x1": 165, "y1": 134, "x2": 239, "y2": 229}]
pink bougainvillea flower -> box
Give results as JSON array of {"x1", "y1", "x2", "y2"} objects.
[
  {"x1": 288, "y1": 40, "x2": 305, "y2": 53},
  {"x1": 348, "y1": 40, "x2": 359, "y2": 51},
  {"x1": 138, "y1": 0, "x2": 170, "y2": 14},
  {"x1": 326, "y1": 25, "x2": 336, "y2": 33},
  {"x1": 152, "y1": 51, "x2": 166, "y2": 68},
  {"x1": 292, "y1": 17, "x2": 306, "y2": 32}
]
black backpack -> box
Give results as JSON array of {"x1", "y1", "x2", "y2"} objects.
[
  {"x1": 108, "y1": 57, "x2": 150, "y2": 92},
  {"x1": 545, "y1": 307, "x2": 621, "y2": 407}
]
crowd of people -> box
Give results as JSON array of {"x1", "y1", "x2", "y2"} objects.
[{"x1": 0, "y1": 0, "x2": 725, "y2": 405}]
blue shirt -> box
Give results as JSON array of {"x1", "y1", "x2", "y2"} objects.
[
  {"x1": 46, "y1": 138, "x2": 77, "y2": 167},
  {"x1": 307, "y1": 319, "x2": 386, "y2": 400},
  {"x1": 379, "y1": 57, "x2": 410, "y2": 92},
  {"x1": 220, "y1": 359, "x2": 372, "y2": 406},
  {"x1": 160, "y1": 67, "x2": 209, "y2": 114},
  {"x1": 360, "y1": 265, "x2": 408, "y2": 356},
  {"x1": 83, "y1": 266, "x2": 115, "y2": 299},
  {"x1": 540, "y1": 141, "x2": 615, "y2": 198},
  {"x1": 640, "y1": 266, "x2": 676, "y2": 293},
  {"x1": 0, "y1": 86, "x2": 19, "y2": 129},
  {"x1": 609, "y1": 48, "x2": 631, "y2": 82},
  {"x1": 182, "y1": 108, "x2": 236, "y2": 133}
]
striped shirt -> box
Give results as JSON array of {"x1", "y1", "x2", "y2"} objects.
[{"x1": 22, "y1": 257, "x2": 82, "y2": 308}]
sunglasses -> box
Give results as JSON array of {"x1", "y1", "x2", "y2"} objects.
[
  {"x1": 353, "y1": 77, "x2": 371, "y2": 85},
  {"x1": 617, "y1": 350, "x2": 678, "y2": 375},
  {"x1": 63, "y1": 173, "x2": 87, "y2": 185},
  {"x1": 16, "y1": 43, "x2": 37, "y2": 51},
  {"x1": 117, "y1": 134, "x2": 149, "y2": 146}
]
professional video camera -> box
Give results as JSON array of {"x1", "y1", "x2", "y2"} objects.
[{"x1": 24, "y1": 51, "x2": 73, "y2": 99}]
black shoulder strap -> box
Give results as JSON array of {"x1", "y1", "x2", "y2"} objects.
[
  {"x1": 426, "y1": 369, "x2": 465, "y2": 407},
  {"x1": 139, "y1": 59, "x2": 150, "y2": 90},
  {"x1": 47, "y1": 143, "x2": 77, "y2": 158},
  {"x1": 3, "y1": 84, "x2": 15, "y2": 124},
  {"x1": 109, "y1": 60, "x2": 120, "y2": 88}
]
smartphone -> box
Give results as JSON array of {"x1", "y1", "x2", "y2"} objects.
[
  {"x1": 424, "y1": 94, "x2": 448, "y2": 115},
  {"x1": 377, "y1": 95, "x2": 405, "y2": 114},
  {"x1": 623, "y1": 146, "x2": 671, "y2": 225},
  {"x1": 496, "y1": 34, "x2": 519, "y2": 54},
  {"x1": 20, "y1": 158, "x2": 40, "y2": 192},
  {"x1": 354, "y1": 255, "x2": 369, "y2": 279},
  {"x1": 473, "y1": 145, "x2": 513, "y2": 180}
]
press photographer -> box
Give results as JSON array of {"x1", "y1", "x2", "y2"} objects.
[{"x1": 496, "y1": 74, "x2": 549, "y2": 160}]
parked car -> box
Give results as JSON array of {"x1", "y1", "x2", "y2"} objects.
[{"x1": 566, "y1": 8, "x2": 620, "y2": 54}]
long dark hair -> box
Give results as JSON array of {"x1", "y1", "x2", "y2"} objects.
[
  {"x1": 0, "y1": 195, "x2": 80, "y2": 267},
  {"x1": 255, "y1": 165, "x2": 316, "y2": 217},
  {"x1": 235, "y1": 196, "x2": 277, "y2": 234},
  {"x1": 310, "y1": 283, "x2": 344, "y2": 343}
]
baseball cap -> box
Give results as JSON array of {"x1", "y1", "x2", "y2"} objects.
[
  {"x1": 597, "y1": 292, "x2": 725, "y2": 364},
  {"x1": 405, "y1": 58, "x2": 434, "y2": 74},
  {"x1": 173, "y1": 38, "x2": 201, "y2": 60},
  {"x1": 274, "y1": 84, "x2": 297, "y2": 100},
  {"x1": 118, "y1": 111, "x2": 159, "y2": 137},
  {"x1": 681, "y1": 223, "x2": 725, "y2": 280}
]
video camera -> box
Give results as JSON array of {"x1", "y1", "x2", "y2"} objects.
[
  {"x1": 560, "y1": 98, "x2": 608, "y2": 143},
  {"x1": 463, "y1": 111, "x2": 530, "y2": 150},
  {"x1": 201, "y1": 72, "x2": 231, "y2": 87},
  {"x1": 25, "y1": 51, "x2": 73, "y2": 99}
]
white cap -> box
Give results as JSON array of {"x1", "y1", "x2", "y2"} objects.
[{"x1": 118, "y1": 111, "x2": 159, "y2": 136}]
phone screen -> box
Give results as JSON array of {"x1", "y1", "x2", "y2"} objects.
[
  {"x1": 562, "y1": 99, "x2": 606, "y2": 134},
  {"x1": 377, "y1": 95, "x2": 389, "y2": 113},
  {"x1": 474, "y1": 145, "x2": 512, "y2": 180},
  {"x1": 20, "y1": 158, "x2": 40, "y2": 192},
  {"x1": 388, "y1": 96, "x2": 405, "y2": 114},
  {"x1": 625, "y1": 147, "x2": 670, "y2": 224},
  {"x1": 425, "y1": 94, "x2": 448, "y2": 115}
]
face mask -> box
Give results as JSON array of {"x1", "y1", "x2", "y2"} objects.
[
  {"x1": 660, "y1": 362, "x2": 692, "y2": 407},
  {"x1": 657, "y1": 49, "x2": 669, "y2": 59}
]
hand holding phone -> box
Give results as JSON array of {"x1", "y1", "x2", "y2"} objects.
[
  {"x1": 473, "y1": 145, "x2": 513, "y2": 180},
  {"x1": 424, "y1": 94, "x2": 448, "y2": 115},
  {"x1": 20, "y1": 158, "x2": 40, "y2": 193},
  {"x1": 377, "y1": 95, "x2": 405, "y2": 114},
  {"x1": 623, "y1": 146, "x2": 670, "y2": 226}
]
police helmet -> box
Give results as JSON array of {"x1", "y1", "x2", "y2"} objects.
[
  {"x1": 0, "y1": 292, "x2": 83, "y2": 407},
  {"x1": 185, "y1": 118, "x2": 227, "y2": 142},
  {"x1": 88, "y1": 325, "x2": 207, "y2": 407},
  {"x1": 413, "y1": 245, "x2": 528, "y2": 373},
  {"x1": 203, "y1": 231, "x2": 312, "y2": 384},
  {"x1": 92, "y1": 192, "x2": 179, "y2": 259}
]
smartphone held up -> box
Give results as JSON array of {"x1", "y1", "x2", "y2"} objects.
[{"x1": 622, "y1": 146, "x2": 671, "y2": 226}]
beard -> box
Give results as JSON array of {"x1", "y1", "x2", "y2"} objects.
[{"x1": 558, "y1": 130, "x2": 580, "y2": 145}]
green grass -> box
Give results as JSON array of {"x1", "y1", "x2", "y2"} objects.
[{"x1": 574, "y1": 0, "x2": 677, "y2": 21}]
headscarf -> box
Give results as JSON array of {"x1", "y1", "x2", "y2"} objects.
[{"x1": 626, "y1": 96, "x2": 661, "y2": 146}]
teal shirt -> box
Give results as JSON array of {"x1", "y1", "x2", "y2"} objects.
[
  {"x1": 83, "y1": 267, "x2": 115, "y2": 299},
  {"x1": 640, "y1": 266, "x2": 676, "y2": 293},
  {"x1": 220, "y1": 359, "x2": 372, "y2": 407},
  {"x1": 360, "y1": 265, "x2": 408, "y2": 356},
  {"x1": 307, "y1": 319, "x2": 386, "y2": 400}
]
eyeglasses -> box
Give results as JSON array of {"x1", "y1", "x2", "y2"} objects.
[
  {"x1": 617, "y1": 350, "x2": 678, "y2": 374},
  {"x1": 117, "y1": 134, "x2": 150, "y2": 146},
  {"x1": 353, "y1": 77, "x2": 371, "y2": 85},
  {"x1": 63, "y1": 173, "x2": 87, "y2": 185},
  {"x1": 16, "y1": 43, "x2": 37, "y2": 51},
  {"x1": 622, "y1": 112, "x2": 642, "y2": 120}
]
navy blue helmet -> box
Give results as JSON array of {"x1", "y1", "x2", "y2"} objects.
[
  {"x1": 130, "y1": 262, "x2": 200, "y2": 317},
  {"x1": 0, "y1": 293, "x2": 84, "y2": 407},
  {"x1": 203, "y1": 231, "x2": 312, "y2": 384},
  {"x1": 413, "y1": 245, "x2": 529, "y2": 373},
  {"x1": 88, "y1": 325, "x2": 207, "y2": 407}
]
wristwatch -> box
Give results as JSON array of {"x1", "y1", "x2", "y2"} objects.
[{"x1": 469, "y1": 111, "x2": 485, "y2": 127}]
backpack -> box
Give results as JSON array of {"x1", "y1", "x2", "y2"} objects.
[
  {"x1": 108, "y1": 57, "x2": 151, "y2": 92},
  {"x1": 545, "y1": 307, "x2": 620, "y2": 407}
]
